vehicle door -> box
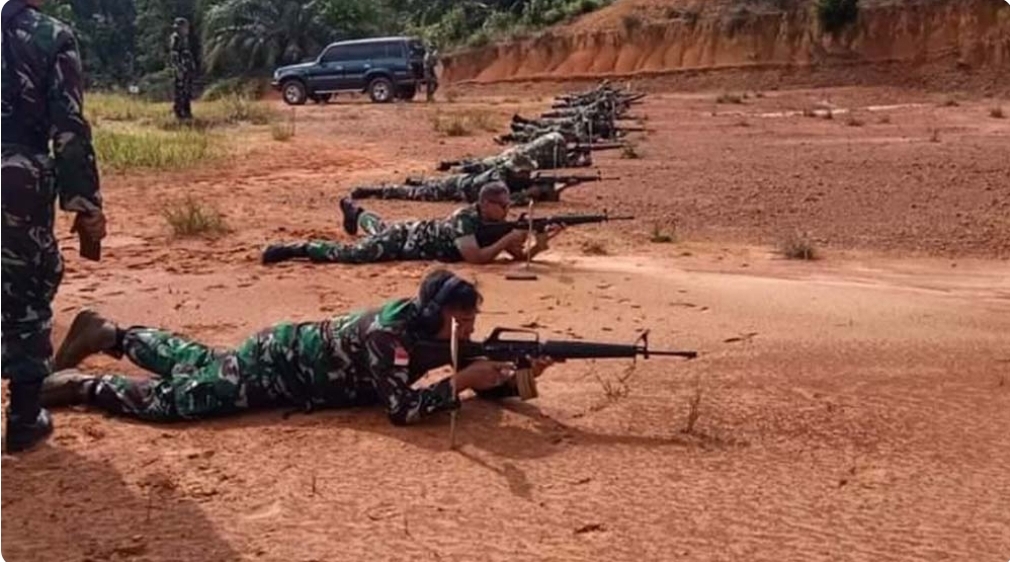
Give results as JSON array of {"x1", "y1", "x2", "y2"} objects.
[
  {"x1": 340, "y1": 44, "x2": 378, "y2": 89},
  {"x1": 307, "y1": 45, "x2": 347, "y2": 92}
]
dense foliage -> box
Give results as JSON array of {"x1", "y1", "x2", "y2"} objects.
[{"x1": 42, "y1": 0, "x2": 611, "y2": 92}]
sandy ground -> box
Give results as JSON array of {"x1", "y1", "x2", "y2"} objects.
[{"x1": 2, "y1": 86, "x2": 1009, "y2": 562}]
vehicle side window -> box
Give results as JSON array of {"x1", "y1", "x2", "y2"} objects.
[
  {"x1": 321, "y1": 47, "x2": 347, "y2": 63},
  {"x1": 383, "y1": 42, "x2": 404, "y2": 59}
]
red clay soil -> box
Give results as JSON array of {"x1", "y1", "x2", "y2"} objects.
[
  {"x1": 442, "y1": 0, "x2": 1010, "y2": 93},
  {"x1": 2, "y1": 87, "x2": 1009, "y2": 561}
]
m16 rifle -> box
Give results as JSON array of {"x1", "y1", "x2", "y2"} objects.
[
  {"x1": 529, "y1": 171, "x2": 618, "y2": 186},
  {"x1": 474, "y1": 212, "x2": 633, "y2": 247},
  {"x1": 413, "y1": 329, "x2": 696, "y2": 397}
]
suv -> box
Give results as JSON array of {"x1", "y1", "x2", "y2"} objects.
[{"x1": 272, "y1": 36, "x2": 429, "y2": 105}]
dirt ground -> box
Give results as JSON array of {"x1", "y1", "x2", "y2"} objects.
[{"x1": 2, "y1": 85, "x2": 1009, "y2": 562}]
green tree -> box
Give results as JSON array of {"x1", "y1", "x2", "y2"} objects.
[{"x1": 201, "y1": 0, "x2": 332, "y2": 74}]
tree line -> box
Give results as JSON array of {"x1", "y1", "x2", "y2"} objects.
[{"x1": 44, "y1": 0, "x2": 610, "y2": 95}]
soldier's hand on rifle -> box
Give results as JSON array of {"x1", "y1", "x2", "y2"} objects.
[
  {"x1": 504, "y1": 229, "x2": 528, "y2": 247},
  {"x1": 529, "y1": 356, "x2": 555, "y2": 378},
  {"x1": 453, "y1": 360, "x2": 516, "y2": 392},
  {"x1": 71, "y1": 210, "x2": 107, "y2": 241}
]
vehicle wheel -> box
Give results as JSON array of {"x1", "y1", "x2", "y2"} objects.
[
  {"x1": 397, "y1": 86, "x2": 417, "y2": 101},
  {"x1": 368, "y1": 77, "x2": 394, "y2": 103},
  {"x1": 311, "y1": 93, "x2": 333, "y2": 104},
  {"x1": 281, "y1": 80, "x2": 307, "y2": 105}
]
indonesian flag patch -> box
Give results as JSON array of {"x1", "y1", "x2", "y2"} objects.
[{"x1": 393, "y1": 344, "x2": 410, "y2": 367}]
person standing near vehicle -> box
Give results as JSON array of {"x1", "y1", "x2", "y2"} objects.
[{"x1": 424, "y1": 45, "x2": 439, "y2": 102}]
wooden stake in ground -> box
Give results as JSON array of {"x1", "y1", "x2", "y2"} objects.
[
  {"x1": 449, "y1": 317, "x2": 459, "y2": 450},
  {"x1": 506, "y1": 200, "x2": 538, "y2": 281}
]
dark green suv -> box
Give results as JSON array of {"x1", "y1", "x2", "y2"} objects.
[{"x1": 272, "y1": 36, "x2": 429, "y2": 105}]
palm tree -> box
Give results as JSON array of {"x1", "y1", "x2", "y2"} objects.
[{"x1": 202, "y1": 0, "x2": 332, "y2": 74}]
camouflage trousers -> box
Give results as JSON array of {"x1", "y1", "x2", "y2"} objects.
[
  {"x1": 1, "y1": 150, "x2": 63, "y2": 385},
  {"x1": 356, "y1": 178, "x2": 468, "y2": 202},
  {"x1": 305, "y1": 210, "x2": 457, "y2": 263},
  {"x1": 88, "y1": 324, "x2": 375, "y2": 421},
  {"x1": 173, "y1": 73, "x2": 193, "y2": 120}
]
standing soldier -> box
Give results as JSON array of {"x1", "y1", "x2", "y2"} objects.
[
  {"x1": 169, "y1": 17, "x2": 195, "y2": 120},
  {"x1": 423, "y1": 45, "x2": 439, "y2": 103},
  {"x1": 2, "y1": 0, "x2": 106, "y2": 452}
]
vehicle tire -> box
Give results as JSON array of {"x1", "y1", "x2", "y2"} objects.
[
  {"x1": 397, "y1": 85, "x2": 417, "y2": 101},
  {"x1": 368, "y1": 77, "x2": 394, "y2": 104},
  {"x1": 281, "y1": 80, "x2": 307, "y2": 105}
]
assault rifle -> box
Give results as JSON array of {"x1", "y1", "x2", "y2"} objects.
[
  {"x1": 474, "y1": 212, "x2": 633, "y2": 247},
  {"x1": 413, "y1": 329, "x2": 697, "y2": 372},
  {"x1": 571, "y1": 141, "x2": 626, "y2": 152},
  {"x1": 529, "y1": 171, "x2": 618, "y2": 186}
]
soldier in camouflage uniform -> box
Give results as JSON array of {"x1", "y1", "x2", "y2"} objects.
[
  {"x1": 352, "y1": 154, "x2": 541, "y2": 204},
  {"x1": 2, "y1": 0, "x2": 106, "y2": 452},
  {"x1": 169, "y1": 17, "x2": 195, "y2": 120},
  {"x1": 440, "y1": 132, "x2": 592, "y2": 174},
  {"x1": 261, "y1": 182, "x2": 556, "y2": 266},
  {"x1": 42, "y1": 270, "x2": 554, "y2": 423},
  {"x1": 423, "y1": 45, "x2": 438, "y2": 102}
]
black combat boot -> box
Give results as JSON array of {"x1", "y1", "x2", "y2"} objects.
[
  {"x1": 54, "y1": 309, "x2": 119, "y2": 371},
  {"x1": 339, "y1": 197, "x2": 362, "y2": 236},
  {"x1": 262, "y1": 243, "x2": 309, "y2": 264},
  {"x1": 41, "y1": 369, "x2": 97, "y2": 408},
  {"x1": 5, "y1": 381, "x2": 53, "y2": 453},
  {"x1": 350, "y1": 187, "x2": 384, "y2": 199}
]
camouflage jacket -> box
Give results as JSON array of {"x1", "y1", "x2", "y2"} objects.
[
  {"x1": 1, "y1": 0, "x2": 102, "y2": 214},
  {"x1": 263, "y1": 298, "x2": 458, "y2": 425},
  {"x1": 169, "y1": 31, "x2": 195, "y2": 75},
  {"x1": 407, "y1": 204, "x2": 483, "y2": 260}
]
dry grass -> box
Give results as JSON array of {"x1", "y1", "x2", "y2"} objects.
[
  {"x1": 270, "y1": 121, "x2": 295, "y2": 141},
  {"x1": 779, "y1": 232, "x2": 819, "y2": 260},
  {"x1": 650, "y1": 224, "x2": 675, "y2": 243},
  {"x1": 620, "y1": 143, "x2": 641, "y2": 159},
  {"x1": 431, "y1": 110, "x2": 499, "y2": 137},
  {"x1": 990, "y1": 106, "x2": 1005, "y2": 119},
  {"x1": 716, "y1": 92, "x2": 744, "y2": 104},
  {"x1": 162, "y1": 197, "x2": 231, "y2": 238},
  {"x1": 682, "y1": 375, "x2": 703, "y2": 434},
  {"x1": 581, "y1": 240, "x2": 609, "y2": 255}
]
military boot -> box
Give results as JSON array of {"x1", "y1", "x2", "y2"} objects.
[
  {"x1": 40, "y1": 369, "x2": 97, "y2": 408},
  {"x1": 262, "y1": 243, "x2": 308, "y2": 264},
  {"x1": 4, "y1": 382, "x2": 53, "y2": 453},
  {"x1": 54, "y1": 309, "x2": 119, "y2": 371},
  {"x1": 350, "y1": 187, "x2": 384, "y2": 199},
  {"x1": 339, "y1": 197, "x2": 362, "y2": 236}
]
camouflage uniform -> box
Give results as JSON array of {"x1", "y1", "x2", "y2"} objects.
[
  {"x1": 1, "y1": 0, "x2": 102, "y2": 437},
  {"x1": 423, "y1": 48, "x2": 438, "y2": 102},
  {"x1": 169, "y1": 21, "x2": 195, "y2": 120},
  {"x1": 305, "y1": 205, "x2": 482, "y2": 264},
  {"x1": 82, "y1": 299, "x2": 473, "y2": 424},
  {"x1": 453, "y1": 132, "x2": 580, "y2": 174},
  {"x1": 353, "y1": 167, "x2": 502, "y2": 203}
]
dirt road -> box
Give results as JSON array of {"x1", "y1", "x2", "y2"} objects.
[{"x1": 3, "y1": 87, "x2": 1009, "y2": 561}]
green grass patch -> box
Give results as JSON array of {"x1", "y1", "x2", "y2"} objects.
[{"x1": 94, "y1": 128, "x2": 218, "y2": 171}]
